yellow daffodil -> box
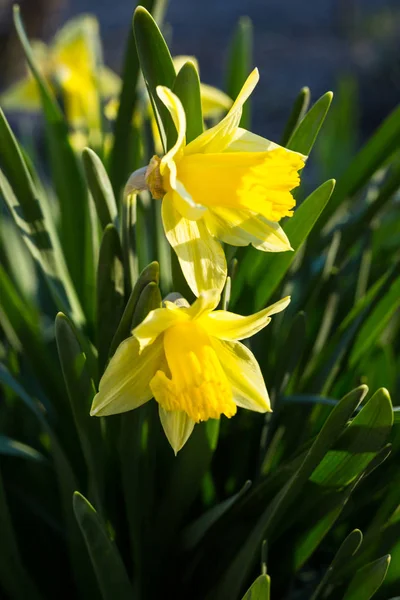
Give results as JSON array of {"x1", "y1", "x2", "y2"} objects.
[
  {"x1": 90, "y1": 290, "x2": 290, "y2": 453},
  {"x1": 1, "y1": 15, "x2": 120, "y2": 147},
  {"x1": 127, "y1": 68, "x2": 306, "y2": 297}
]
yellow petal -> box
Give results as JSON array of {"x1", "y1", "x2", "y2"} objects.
[
  {"x1": 133, "y1": 303, "x2": 189, "y2": 352},
  {"x1": 211, "y1": 338, "x2": 271, "y2": 412},
  {"x1": 158, "y1": 406, "x2": 195, "y2": 454},
  {"x1": 169, "y1": 181, "x2": 207, "y2": 221},
  {"x1": 204, "y1": 208, "x2": 292, "y2": 252},
  {"x1": 200, "y1": 83, "x2": 232, "y2": 118},
  {"x1": 184, "y1": 289, "x2": 221, "y2": 319},
  {"x1": 162, "y1": 194, "x2": 227, "y2": 297},
  {"x1": 175, "y1": 148, "x2": 304, "y2": 222},
  {"x1": 157, "y1": 86, "x2": 186, "y2": 182},
  {"x1": 90, "y1": 336, "x2": 163, "y2": 417},
  {"x1": 1, "y1": 77, "x2": 41, "y2": 112},
  {"x1": 185, "y1": 68, "x2": 259, "y2": 155},
  {"x1": 225, "y1": 128, "x2": 305, "y2": 162},
  {"x1": 52, "y1": 15, "x2": 99, "y2": 75},
  {"x1": 201, "y1": 296, "x2": 290, "y2": 340}
]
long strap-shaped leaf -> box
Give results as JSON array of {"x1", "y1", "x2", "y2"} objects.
[
  {"x1": 215, "y1": 384, "x2": 368, "y2": 600},
  {"x1": 108, "y1": 0, "x2": 163, "y2": 198},
  {"x1": 73, "y1": 492, "x2": 134, "y2": 600},
  {"x1": 0, "y1": 365, "x2": 98, "y2": 598},
  {"x1": 0, "y1": 110, "x2": 85, "y2": 325},
  {"x1": 56, "y1": 314, "x2": 105, "y2": 513},
  {"x1": 13, "y1": 6, "x2": 90, "y2": 304},
  {"x1": 133, "y1": 6, "x2": 176, "y2": 151},
  {"x1": 0, "y1": 465, "x2": 42, "y2": 600}
]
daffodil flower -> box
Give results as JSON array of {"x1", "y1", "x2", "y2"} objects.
[
  {"x1": 127, "y1": 68, "x2": 306, "y2": 297},
  {"x1": 90, "y1": 290, "x2": 290, "y2": 453},
  {"x1": 1, "y1": 15, "x2": 120, "y2": 148}
]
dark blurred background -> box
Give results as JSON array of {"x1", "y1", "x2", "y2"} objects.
[{"x1": 1, "y1": 0, "x2": 400, "y2": 142}]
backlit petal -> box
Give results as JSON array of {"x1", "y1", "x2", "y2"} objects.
[
  {"x1": 225, "y1": 127, "x2": 281, "y2": 152},
  {"x1": 159, "y1": 407, "x2": 196, "y2": 454},
  {"x1": 205, "y1": 208, "x2": 292, "y2": 252},
  {"x1": 133, "y1": 303, "x2": 189, "y2": 352},
  {"x1": 200, "y1": 83, "x2": 232, "y2": 118},
  {"x1": 90, "y1": 336, "x2": 163, "y2": 417},
  {"x1": 52, "y1": 15, "x2": 98, "y2": 75},
  {"x1": 0, "y1": 77, "x2": 41, "y2": 112},
  {"x1": 184, "y1": 290, "x2": 221, "y2": 319},
  {"x1": 201, "y1": 296, "x2": 290, "y2": 340},
  {"x1": 211, "y1": 338, "x2": 271, "y2": 412},
  {"x1": 170, "y1": 181, "x2": 207, "y2": 221},
  {"x1": 225, "y1": 127, "x2": 306, "y2": 162},
  {"x1": 162, "y1": 194, "x2": 227, "y2": 297},
  {"x1": 185, "y1": 68, "x2": 259, "y2": 155},
  {"x1": 157, "y1": 86, "x2": 186, "y2": 182}
]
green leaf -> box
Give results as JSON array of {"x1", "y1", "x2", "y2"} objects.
[
  {"x1": 73, "y1": 492, "x2": 134, "y2": 600},
  {"x1": 154, "y1": 199, "x2": 172, "y2": 295},
  {"x1": 216, "y1": 385, "x2": 368, "y2": 600},
  {"x1": 303, "y1": 266, "x2": 399, "y2": 393},
  {"x1": 240, "y1": 574, "x2": 270, "y2": 600},
  {"x1": 331, "y1": 529, "x2": 364, "y2": 571},
  {"x1": 156, "y1": 420, "x2": 220, "y2": 550},
  {"x1": 287, "y1": 91, "x2": 333, "y2": 156},
  {"x1": 0, "y1": 365, "x2": 97, "y2": 597},
  {"x1": 322, "y1": 99, "x2": 400, "y2": 225},
  {"x1": 131, "y1": 280, "x2": 161, "y2": 327},
  {"x1": 233, "y1": 179, "x2": 335, "y2": 309},
  {"x1": 0, "y1": 436, "x2": 46, "y2": 463},
  {"x1": 109, "y1": 261, "x2": 159, "y2": 356},
  {"x1": 343, "y1": 555, "x2": 391, "y2": 600},
  {"x1": 108, "y1": 0, "x2": 161, "y2": 197},
  {"x1": 338, "y1": 159, "x2": 400, "y2": 258},
  {"x1": 182, "y1": 480, "x2": 252, "y2": 551},
  {"x1": 226, "y1": 16, "x2": 253, "y2": 129},
  {"x1": 0, "y1": 263, "x2": 61, "y2": 402},
  {"x1": 55, "y1": 314, "x2": 104, "y2": 511},
  {"x1": 82, "y1": 148, "x2": 118, "y2": 230},
  {"x1": 280, "y1": 87, "x2": 310, "y2": 147},
  {"x1": 96, "y1": 225, "x2": 125, "y2": 374},
  {"x1": 0, "y1": 465, "x2": 43, "y2": 600},
  {"x1": 0, "y1": 113, "x2": 84, "y2": 325},
  {"x1": 310, "y1": 388, "x2": 393, "y2": 488},
  {"x1": 294, "y1": 482, "x2": 361, "y2": 573},
  {"x1": 133, "y1": 6, "x2": 176, "y2": 151},
  {"x1": 13, "y1": 6, "x2": 90, "y2": 301},
  {"x1": 349, "y1": 276, "x2": 400, "y2": 367},
  {"x1": 310, "y1": 530, "x2": 363, "y2": 600},
  {"x1": 172, "y1": 61, "x2": 203, "y2": 143},
  {"x1": 121, "y1": 192, "x2": 138, "y2": 294}
]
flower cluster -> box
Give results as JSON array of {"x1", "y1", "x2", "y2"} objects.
[{"x1": 92, "y1": 69, "x2": 306, "y2": 451}]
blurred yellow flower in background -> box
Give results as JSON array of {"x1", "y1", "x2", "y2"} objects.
[
  {"x1": 127, "y1": 68, "x2": 306, "y2": 297},
  {"x1": 91, "y1": 290, "x2": 290, "y2": 453},
  {"x1": 1, "y1": 15, "x2": 120, "y2": 148}
]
